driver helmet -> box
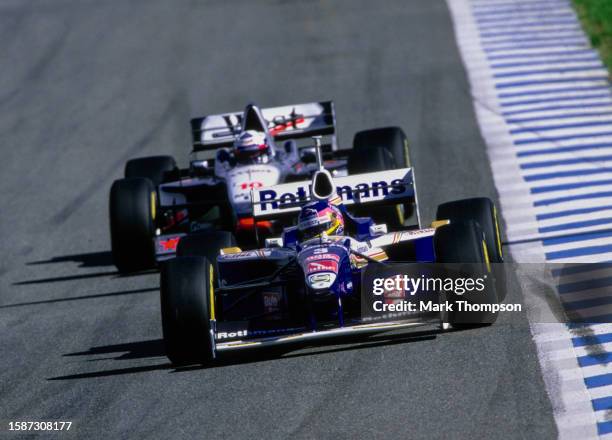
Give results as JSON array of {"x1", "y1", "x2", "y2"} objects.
[
  {"x1": 297, "y1": 200, "x2": 345, "y2": 241},
  {"x1": 234, "y1": 130, "x2": 271, "y2": 163}
]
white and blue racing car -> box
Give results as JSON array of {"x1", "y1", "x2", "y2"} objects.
[{"x1": 160, "y1": 145, "x2": 506, "y2": 365}]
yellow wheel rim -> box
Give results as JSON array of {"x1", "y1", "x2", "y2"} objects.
[
  {"x1": 209, "y1": 263, "x2": 216, "y2": 320},
  {"x1": 493, "y1": 205, "x2": 502, "y2": 259},
  {"x1": 482, "y1": 240, "x2": 491, "y2": 273},
  {"x1": 150, "y1": 191, "x2": 157, "y2": 222},
  {"x1": 404, "y1": 139, "x2": 411, "y2": 167},
  {"x1": 396, "y1": 204, "x2": 405, "y2": 225}
]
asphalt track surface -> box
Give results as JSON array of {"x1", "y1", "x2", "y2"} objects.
[{"x1": 0, "y1": 1, "x2": 558, "y2": 438}]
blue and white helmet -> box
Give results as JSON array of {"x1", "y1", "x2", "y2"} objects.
[{"x1": 234, "y1": 130, "x2": 271, "y2": 163}]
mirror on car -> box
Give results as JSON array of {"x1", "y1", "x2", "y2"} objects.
[
  {"x1": 369, "y1": 224, "x2": 388, "y2": 236},
  {"x1": 190, "y1": 160, "x2": 210, "y2": 177},
  {"x1": 265, "y1": 237, "x2": 283, "y2": 248}
]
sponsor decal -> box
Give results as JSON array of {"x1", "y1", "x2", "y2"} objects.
[
  {"x1": 263, "y1": 291, "x2": 282, "y2": 314},
  {"x1": 400, "y1": 228, "x2": 435, "y2": 239},
  {"x1": 159, "y1": 237, "x2": 180, "y2": 252},
  {"x1": 305, "y1": 253, "x2": 340, "y2": 262},
  {"x1": 230, "y1": 167, "x2": 273, "y2": 176},
  {"x1": 220, "y1": 249, "x2": 272, "y2": 259},
  {"x1": 228, "y1": 166, "x2": 281, "y2": 210},
  {"x1": 240, "y1": 181, "x2": 263, "y2": 190},
  {"x1": 269, "y1": 117, "x2": 306, "y2": 136},
  {"x1": 355, "y1": 244, "x2": 369, "y2": 253},
  {"x1": 307, "y1": 260, "x2": 338, "y2": 274},
  {"x1": 248, "y1": 326, "x2": 306, "y2": 336},
  {"x1": 256, "y1": 177, "x2": 408, "y2": 212},
  {"x1": 216, "y1": 330, "x2": 248, "y2": 340}
]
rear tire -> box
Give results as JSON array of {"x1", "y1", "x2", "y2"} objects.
[
  {"x1": 434, "y1": 221, "x2": 498, "y2": 327},
  {"x1": 109, "y1": 177, "x2": 156, "y2": 273},
  {"x1": 436, "y1": 197, "x2": 505, "y2": 301},
  {"x1": 161, "y1": 256, "x2": 215, "y2": 365},
  {"x1": 348, "y1": 127, "x2": 412, "y2": 229},
  {"x1": 352, "y1": 126, "x2": 410, "y2": 169},
  {"x1": 125, "y1": 155, "x2": 176, "y2": 186}
]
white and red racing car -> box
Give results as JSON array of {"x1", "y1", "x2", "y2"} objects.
[{"x1": 109, "y1": 101, "x2": 414, "y2": 272}]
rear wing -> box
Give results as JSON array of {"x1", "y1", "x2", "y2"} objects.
[
  {"x1": 191, "y1": 101, "x2": 336, "y2": 151},
  {"x1": 252, "y1": 168, "x2": 415, "y2": 220}
]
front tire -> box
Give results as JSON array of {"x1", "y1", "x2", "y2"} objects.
[
  {"x1": 109, "y1": 177, "x2": 156, "y2": 273},
  {"x1": 160, "y1": 256, "x2": 215, "y2": 365},
  {"x1": 436, "y1": 197, "x2": 505, "y2": 301},
  {"x1": 434, "y1": 221, "x2": 498, "y2": 327}
]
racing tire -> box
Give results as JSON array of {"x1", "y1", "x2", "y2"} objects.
[
  {"x1": 124, "y1": 155, "x2": 177, "y2": 186},
  {"x1": 348, "y1": 127, "x2": 411, "y2": 229},
  {"x1": 161, "y1": 256, "x2": 215, "y2": 365},
  {"x1": 109, "y1": 177, "x2": 156, "y2": 273},
  {"x1": 176, "y1": 230, "x2": 237, "y2": 271},
  {"x1": 436, "y1": 197, "x2": 506, "y2": 301},
  {"x1": 352, "y1": 126, "x2": 411, "y2": 169},
  {"x1": 434, "y1": 221, "x2": 498, "y2": 327}
]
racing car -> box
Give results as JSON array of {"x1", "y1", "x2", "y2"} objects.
[
  {"x1": 109, "y1": 101, "x2": 414, "y2": 272},
  {"x1": 160, "y1": 144, "x2": 506, "y2": 365}
]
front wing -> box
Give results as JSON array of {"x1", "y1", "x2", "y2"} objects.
[{"x1": 213, "y1": 318, "x2": 439, "y2": 353}]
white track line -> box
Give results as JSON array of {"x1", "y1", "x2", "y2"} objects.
[{"x1": 447, "y1": 0, "x2": 612, "y2": 436}]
